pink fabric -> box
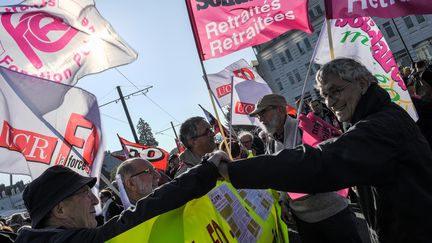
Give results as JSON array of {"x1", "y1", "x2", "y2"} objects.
[
  {"x1": 325, "y1": 0, "x2": 432, "y2": 19},
  {"x1": 288, "y1": 113, "x2": 347, "y2": 200},
  {"x1": 186, "y1": 0, "x2": 312, "y2": 60}
]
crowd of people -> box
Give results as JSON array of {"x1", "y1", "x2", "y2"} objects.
[{"x1": 1, "y1": 57, "x2": 431, "y2": 243}]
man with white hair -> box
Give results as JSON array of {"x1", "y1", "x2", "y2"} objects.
[{"x1": 116, "y1": 157, "x2": 161, "y2": 205}]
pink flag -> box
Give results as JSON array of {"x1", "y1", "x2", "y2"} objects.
[
  {"x1": 0, "y1": 0, "x2": 137, "y2": 85},
  {"x1": 117, "y1": 135, "x2": 169, "y2": 171},
  {"x1": 325, "y1": 0, "x2": 432, "y2": 19},
  {"x1": 186, "y1": 0, "x2": 312, "y2": 60},
  {"x1": 0, "y1": 66, "x2": 104, "y2": 180}
]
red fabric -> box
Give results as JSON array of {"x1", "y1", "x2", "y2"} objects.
[
  {"x1": 117, "y1": 135, "x2": 169, "y2": 171},
  {"x1": 325, "y1": 0, "x2": 432, "y2": 19}
]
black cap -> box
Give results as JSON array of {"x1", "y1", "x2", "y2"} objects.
[{"x1": 23, "y1": 166, "x2": 96, "y2": 229}]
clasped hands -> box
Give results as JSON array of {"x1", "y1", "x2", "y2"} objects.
[{"x1": 204, "y1": 150, "x2": 231, "y2": 181}]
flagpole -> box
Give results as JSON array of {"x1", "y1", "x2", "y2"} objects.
[
  {"x1": 326, "y1": 19, "x2": 335, "y2": 60},
  {"x1": 185, "y1": 0, "x2": 233, "y2": 160},
  {"x1": 171, "y1": 121, "x2": 182, "y2": 153},
  {"x1": 390, "y1": 18, "x2": 414, "y2": 63},
  {"x1": 116, "y1": 86, "x2": 140, "y2": 144}
]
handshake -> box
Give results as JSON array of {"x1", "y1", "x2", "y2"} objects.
[{"x1": 204, "y1": 150, "x2": 231, "y2": 181}]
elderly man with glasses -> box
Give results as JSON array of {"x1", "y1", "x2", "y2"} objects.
[
  {"x1": 15, "y1": 155, "x2": 221, "y2": 243},
  {"x1": 175, "y1": 116, "x2": 216, "y2": 177},
  {"x1": 116, "y1": 158, "x2": 161, "y2": 205},
  {"x1": 212, "y1": 58, "x2": 432, "y2": 243}
]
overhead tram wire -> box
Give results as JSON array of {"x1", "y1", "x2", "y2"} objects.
[
  {"x1": 115, "y1": 68, "x2": 181, "y2": 123},
  {"x1": 101, "y1": 113, "x2": 129, "y2": 125},
  {"x1": 155, "y1": 123, "x2": 181, "y2": 135}
]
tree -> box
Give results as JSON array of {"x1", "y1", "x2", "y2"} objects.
[{"x1": 136, "y1": 118, "x2": 159, "y2": 146}]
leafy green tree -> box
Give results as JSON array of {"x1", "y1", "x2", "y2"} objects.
[{"x1": 136, "y1": 118, "x2": 159, "y2": 146}]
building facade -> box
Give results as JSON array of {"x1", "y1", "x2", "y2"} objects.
[{"x1": 253, "y1": 0, "x2": 432, "y2": 107}]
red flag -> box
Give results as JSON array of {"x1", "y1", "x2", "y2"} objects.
[
  {"x1": 175, "y1": 138, "x2": 186, "y2": 154},
  {"x1": 286, "y1": 104, "x2": 297, "y2": 118},
  {"x1": 199, "y1": 104, "x2": 232, "y2": 139},
  {"x1": 117, "y1": 135, "x2": 169, "y2": 171},
  {"x1": 325, "y1": 0, "x2": 432, "y2": 19},
  {"x1": 186, "y1": 0, "x2": 312, "y2": 60}
]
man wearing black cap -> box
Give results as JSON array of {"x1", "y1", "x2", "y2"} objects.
[{"x1": 15, "y1": 159, "x2": 220, "y2": 243}]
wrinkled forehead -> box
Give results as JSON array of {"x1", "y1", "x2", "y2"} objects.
[{"x1": 316, "y1": 73, "x2": 345, "y2": 92}]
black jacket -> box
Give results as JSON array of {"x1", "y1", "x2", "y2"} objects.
[
  {"x1": 228, "y1": 83, "x2": 432, "y2": 243},
  {"x1": 15, "y1": 162, "x2": 219, "y2": 243}
]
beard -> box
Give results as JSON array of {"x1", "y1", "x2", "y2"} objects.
[{"x1": 263, "y1": 112, "x2": 282, "y2": 135}]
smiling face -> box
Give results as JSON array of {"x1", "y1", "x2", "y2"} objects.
[{"x1": 318, "y1": 74, "x2": 366, "y2": 123}]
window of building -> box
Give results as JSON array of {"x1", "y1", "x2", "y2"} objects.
[
  {"x1": 314, "y1": 5, "x2": 323, "y2": 15},
  {"x1": 304, "y1": 38, "x2": 312, "y2": 50},
  {"x1": 403, "y1": 16, "x2": 414, "y2": 29},
  {"x1": 287, "y1": 73, "x2": 295, "y2": 85},
  {"x1": 276, "y1": 78, "x2": 283, "y2": 91},
  {"x1": 415, "y1": 15, "x2": 426, "y2": 24},
  {"x1": 267, "y1": 59, "x2": 275, "y2": 71},
  {"x1": 382, "y1": 22, "x2": 395, "y2": 38},
  {"x1": 294, "y1": 69, "x2": 302, "y2": 82},
  {"x1": 296, "y1": 42, "x2": 305, "y2": 55},
  {"x1": 279, "y1": 53, "x2": 287, "y2": 64},
  {"x1": 284, "y1": 49, "x2": 293, "y2": 61}
]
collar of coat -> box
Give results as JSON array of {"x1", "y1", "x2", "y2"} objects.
[{"x1": 350, "y1": 82, "x2": 393, "y2": 124}]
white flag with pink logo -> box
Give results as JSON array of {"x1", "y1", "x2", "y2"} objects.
[
  {"x1": 0, "y1": 0, "x2": 137, "y2": 85},
  {"x1": 207, "y1": 59, "x2": 269, "y2": 107},
  {"x1": 0, "y1": 66, "x2": 104, "y2": 180},
  {"x1": 313, "y1": 17, "x2": 417, "y2": 120},
  {"x1": 231, "y1": 77, "x2": 272, "y2": 127}
]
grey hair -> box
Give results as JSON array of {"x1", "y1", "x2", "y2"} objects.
[
  {"x1": 116, "y1": 158, "x2": 139, "y2": 183},
  {"x1": 315, "y1": 58, "x2": 377, "y2": 88},
  {"x1": 179, "y1": 116, "x2": 206, "y2": 149}
]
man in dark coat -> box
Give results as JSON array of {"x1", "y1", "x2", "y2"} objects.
[
  {"x1": 214, "y1": 58, "x2": 432, "y2": 243},
  {"x1": 15, "y1": 160, "x2": 220, "y2": 243}
]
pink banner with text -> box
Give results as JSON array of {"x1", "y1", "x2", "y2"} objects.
[
  {"x1": 325, "y1": 0, "x2": 432, "y2": 19},
  {"x1": 186, "y1": 0, "x2": 312, "y2": 60}
]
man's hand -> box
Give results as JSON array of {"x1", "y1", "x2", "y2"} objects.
[{"x1": 205, "y1": 150, "x2": 231, "y2": 181}]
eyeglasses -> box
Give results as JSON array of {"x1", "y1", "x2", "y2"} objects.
[
  {"x1": 240, "y1": 139, "x2": 252, "y2": 144},
  {"x1": 191, "y1": 127, "x2": 213, "y2": 139},
  {"x1": 320, "y1": 82, "x2": 352, "y2": 100},
  {"x1": 130, "y1": 167, "x2": 156, "y2": 178},
  {"x1": 256, "y1": 106, "x2": 275, "y2": 119}
]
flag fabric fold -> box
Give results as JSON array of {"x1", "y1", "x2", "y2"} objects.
[
  {"x1": 0, "y1": 66, "x2": 104, "y2": 180},
  {"x1": 231, "y1": 77, "x2": 273, "y2": 127},
  {"x1": 0, "y1": 0, "x2": 137, "y2": 85},
  {"x1": 206, "y1": 59, "x2": 269, "y2": 107}
]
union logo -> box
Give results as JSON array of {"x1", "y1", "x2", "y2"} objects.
[{"x1": 1, "y1": 12, "x2": 78, "y2": 69}]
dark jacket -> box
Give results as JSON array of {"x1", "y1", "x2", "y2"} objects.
[
  {"x1": 228, "y1": 83, "x2": 432, "y2": 243},
  {"x1": 15, "y1": 162, "x2": 219, "y2": 243}
]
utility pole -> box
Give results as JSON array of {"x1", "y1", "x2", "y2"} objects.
[{"x1": 117, "y1": 86, "x2": 140, "y2": 143}]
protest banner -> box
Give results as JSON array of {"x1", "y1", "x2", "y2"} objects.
[
  {"x1": 0, "y1": 0, "x2": 137, "y2": 85},
  {"x1": 0, "y1": 66, "x2": 104, "y2": 179},
  {"x1": 186, "y1": 0, "x2": 312, "y2": 60},
  {"x1": 313, "y1": 17, "x2": 418, "y2": 120},
  {"x1": 325, "y1": 0, "x2": 432, "y2": 19},
  {"x1": 107, "y1": 182, "x2": 288, "y2": 243}
]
